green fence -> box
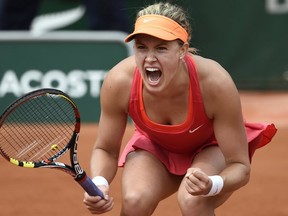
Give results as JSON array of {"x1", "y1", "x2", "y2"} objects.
[
  {"x1": 1, "y1": 0, "x2": 288, "y2": 122},
  {"x1": 0, "y1": 31, "x2": 132, "y2": 122},
  {"x1": 36, "y1": 0, "x2": 288, "y2": 89},
  {"x1": 180, "y1": 1, "x2": 288, "y2": 90}
]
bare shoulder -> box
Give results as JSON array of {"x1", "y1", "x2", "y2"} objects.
[
  {"x1": 101, "y1": 56, "x2": 136, "y2": 112},
  {"x1": 193, "y1": 55, "x2": 231, "y2": 86},
  {"x1": 192, "y1": 54, "x2": 238, "y2": 94},
  {"x1": 191, "y1": 54, "x2": 241, "y2": 118},
  {"x1": 104, "y1": 56, "x2": 136, "y2": 87}
]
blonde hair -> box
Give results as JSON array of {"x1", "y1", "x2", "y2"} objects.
[{"x1": 136, "y1": 2, "x2": 197, "y2": 53}]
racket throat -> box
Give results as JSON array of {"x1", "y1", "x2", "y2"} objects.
[{"x1": 70, "y1": 132, "x2": 85, "y2": 180}]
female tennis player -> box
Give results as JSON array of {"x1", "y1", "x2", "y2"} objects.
[{"x1": 83, "y1": 2, "x2": 277, "y2": 215}]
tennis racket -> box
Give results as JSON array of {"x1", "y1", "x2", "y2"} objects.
[{"x1": 0, "y1": 88, "x2": 104, "y2": 198}]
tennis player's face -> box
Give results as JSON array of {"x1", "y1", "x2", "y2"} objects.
[{"x1": 134, "y1": 35, "x2": 185, "y2": 93}]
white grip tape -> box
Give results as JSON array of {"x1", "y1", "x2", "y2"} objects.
[
  {"x1": 92, "y1": 176, "x2": 109, "y2": 187},
  {"x1": 202, "y1": 175, "x2": 224, "y2": 197}
]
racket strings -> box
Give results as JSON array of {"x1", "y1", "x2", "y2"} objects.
[
  {"x1": 2, "y1": 99, "x2": 72, "y2": 160},
  {"x1": 1, "y1": 97, "x2": 55, "y2": 159},
  {"x1": 0, "y1": 93, "x2": 77, "y2": 162}
]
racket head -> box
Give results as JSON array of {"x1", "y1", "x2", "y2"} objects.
[
  {"x1": 0, "y1": 90, "x2": 106, "y2": 198},
  {"x1": 0, "y1": 88, "x2": 80, "y2": 166}
]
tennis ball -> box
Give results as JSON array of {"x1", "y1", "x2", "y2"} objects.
[{"x1": 51, "y1": 144, "x2": 58, "y2": 150}]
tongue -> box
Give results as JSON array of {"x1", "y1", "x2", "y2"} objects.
[{"x1": 148, "y1": 70, "x2": 161, "y2": 82}]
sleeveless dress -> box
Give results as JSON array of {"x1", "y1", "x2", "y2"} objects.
[{"x1": 118, "y1": 55, "x2": 277, "y2": 175}]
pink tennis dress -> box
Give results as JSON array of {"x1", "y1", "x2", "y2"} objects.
[{"x1": 118, "y1": 55, "x2": 277, "y2": 175}]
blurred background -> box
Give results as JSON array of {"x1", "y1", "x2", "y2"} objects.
[
  {"x1": 0, "y1": 0, "x2": 287, "y2": 121},
  {"x1": 0, "y1": 1, "x2": 287, "y2": 216}
]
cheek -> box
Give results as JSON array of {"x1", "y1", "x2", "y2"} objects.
[
  {"x1": 134, "y1": 53, "x2": 144, "y2": 65},
  {"x1": 161, "y1": 56, "x2": 179, "y2": 70}
]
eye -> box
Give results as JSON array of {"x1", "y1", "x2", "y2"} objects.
[
  {"x1": 135, "y1": 44, "x2": 146, "y2": 50},
  {"x1": 157, "y1": 46, "x2": 167, "y2": 51}
]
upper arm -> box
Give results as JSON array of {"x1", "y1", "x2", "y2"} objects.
[
  {"x1": 94, "y1": 58, "x2": 133, "y2": 158},
  {"x1": 199, "y1": 59, "x2": 249, "y2": 165}
]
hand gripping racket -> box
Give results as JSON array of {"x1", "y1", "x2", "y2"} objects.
[{"x1": 0, "y1": 88, "x2": 104, "y2": 198}]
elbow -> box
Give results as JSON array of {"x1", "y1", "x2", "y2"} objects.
[
  {"x1": 242, "y1": 164, "x2": 251, "y2": 186},
  {"x1": 243, "y1": 172, "x2": 250, "y2": 186}
]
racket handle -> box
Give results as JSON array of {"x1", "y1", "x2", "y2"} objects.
[{"x1": 78, "y1": 175, "x2": 105, "y2": 199}]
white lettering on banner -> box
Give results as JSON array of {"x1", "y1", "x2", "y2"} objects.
[
  {"x1": 266, "y1": 0, "x2": 288, "y2": 14},
  {"x1": 0, "y1": 70, "x2": 22, "y2": 97},
  {"x1": 68, "y1": 70, "x2": 87, "y2": 98},
  {"x1": 86, "y1": 70, "x2": 107, "y2": 97},
  {"x1": 0, "y1": 69, "x2": 107, "y2": 98},
  {"x1": 42, "y1": 70, "x2": 68, "y2": 90},
  {"x1": 21, "y1": 70, "x2": 42, "y2": 92}
]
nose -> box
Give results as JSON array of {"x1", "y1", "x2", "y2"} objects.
[{"x1": 145, "y1": 52, "x2": 157, "y2": 62}]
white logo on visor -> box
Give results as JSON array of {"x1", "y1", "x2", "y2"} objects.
[{"x1": 143, "y1": 18, "x2": 155, "y2": 23}]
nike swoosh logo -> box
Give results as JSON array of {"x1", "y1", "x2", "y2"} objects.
[
  {"x1": 189, "y1": 124, "x2": 205, "y2": 134},
  {"x1": 143, "y1": 18, "x2": 155, "y2": 23}
]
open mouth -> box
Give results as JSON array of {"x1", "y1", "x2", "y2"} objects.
[{"x1": 146, "y1": 67, "x2": 162, "y2": 85}]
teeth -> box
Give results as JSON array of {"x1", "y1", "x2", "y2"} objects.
[{"x1": 146, "y1": 67, "x2": 159, "y2": 72}]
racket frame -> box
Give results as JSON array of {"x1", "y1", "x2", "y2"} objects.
[{"x1": 0, "y1": 88, "x2": 104, "y2": 198}]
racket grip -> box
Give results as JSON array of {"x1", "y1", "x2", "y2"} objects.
[{"x1": 78, "y1": 175, "x2": 105, "y2": 199}]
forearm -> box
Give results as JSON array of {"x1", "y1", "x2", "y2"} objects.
[
  {"x1": 220, "y1": 162, "x2": 251, "y2": 193},
  {"x1": 90, "y1": 148, "x2": 119, "y2": 184}
]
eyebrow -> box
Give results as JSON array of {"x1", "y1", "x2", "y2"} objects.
[{"x1": 135, "y1": 39, "x2": 170, "y2": 46}]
